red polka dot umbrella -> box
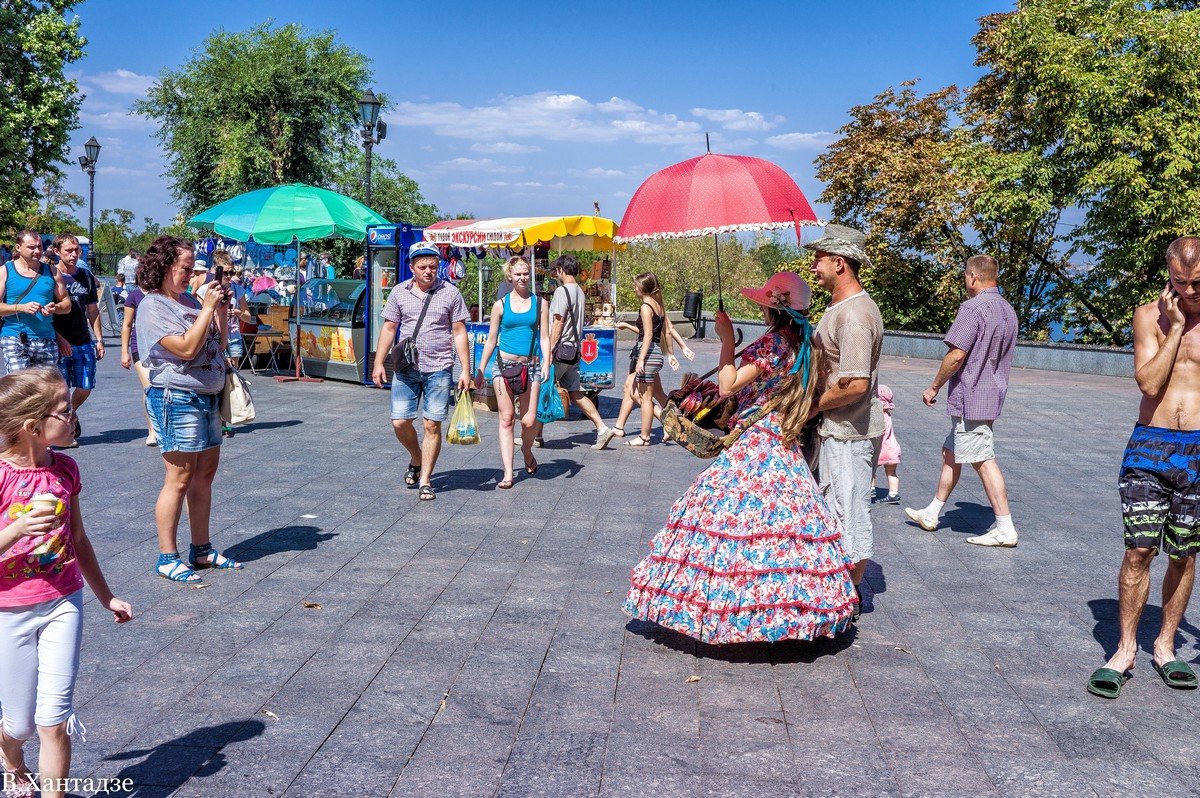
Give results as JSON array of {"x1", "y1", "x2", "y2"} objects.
[{"x1": 615, "y1": 150, "x2": 819, "y2": 309}]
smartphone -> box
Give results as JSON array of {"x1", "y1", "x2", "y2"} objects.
[{"x1": 213, "y1": 263, "x2": 225, "y2": 284}]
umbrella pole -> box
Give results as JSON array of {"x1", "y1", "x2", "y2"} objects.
[
  {"x1": 277, "y1": 236, "x2": 323, "y2": 383},
  {"x1": 712, "y1": 234, "x2": 724, "y2": 312}
]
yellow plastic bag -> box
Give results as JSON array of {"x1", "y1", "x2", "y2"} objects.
[{"x1": 446, "y1": 389, "x2": 480, "y2": 445}]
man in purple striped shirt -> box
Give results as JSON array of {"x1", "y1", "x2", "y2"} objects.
[{"x1": 905, "y1": 255, "x2": 1020, "y2": 547}]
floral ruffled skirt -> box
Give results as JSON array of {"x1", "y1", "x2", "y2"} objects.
[{"x1": 625, "y1": 412, "x2": 856, "y2": 644}]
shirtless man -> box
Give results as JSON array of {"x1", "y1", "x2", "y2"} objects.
[{"x1": 1088, "y1": 236, "x2": 1200, "y2": 699}]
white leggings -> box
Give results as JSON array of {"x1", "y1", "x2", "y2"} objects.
[{"x1": 0, "y1": 590, "x2": 83, "y2": 741}]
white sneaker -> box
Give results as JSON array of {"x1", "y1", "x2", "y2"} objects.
[
  {"x1": 966, "y1": 527, "x2": 1018, "y2": 547},
  {"x1": 904, "y1": 507, "x2": 939, "y2": 532},
  {"x1": 592, "y1": 426, "x2": 617, "y2": 451}
]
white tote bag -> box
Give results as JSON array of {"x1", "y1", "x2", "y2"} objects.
[{"x1": 219, "y1": 370, "x2": 256, "y2": 426}]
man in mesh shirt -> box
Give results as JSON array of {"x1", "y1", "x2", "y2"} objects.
[{"x1": 808, "y1": 225, "x2": 885, "y2": 620}]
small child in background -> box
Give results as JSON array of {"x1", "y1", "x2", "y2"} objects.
[{"x1": 874, "y1": 384, "x2": 902, "y2": 504}]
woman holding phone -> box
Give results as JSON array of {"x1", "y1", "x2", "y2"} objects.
[{"x1": 136, "y1": 236, "x2": 242, "y2": 585}]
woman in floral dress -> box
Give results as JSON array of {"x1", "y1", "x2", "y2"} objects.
[{"x1": 625, "y1": 272, "x2": 857, "y2": 644}]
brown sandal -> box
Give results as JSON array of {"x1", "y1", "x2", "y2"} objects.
[{"x1": 525, "y1": 456, "x2": 538, "y2": 475}]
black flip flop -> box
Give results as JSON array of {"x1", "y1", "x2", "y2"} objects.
[
  {"x1": 1153, "y1": 659, "x2": 1198, "y2": 690},
  {"x1": 1087, "y1": 667, "x2": 1131, "y2": 699},
  {"x1": 404, "y1": 464, "x2": 420, "y2": 488}
]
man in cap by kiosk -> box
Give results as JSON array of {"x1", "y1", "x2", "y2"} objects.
[
  {"x1": 373, "y1": 241, "x2": 472, "y2": 501},
  {"x1": 807, "y1": 224, "x2": 885, "y2": 620}
]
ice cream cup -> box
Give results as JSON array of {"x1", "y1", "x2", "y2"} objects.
[{"x1": 29, "y1": 493, "x2": 61, "y2": 516}]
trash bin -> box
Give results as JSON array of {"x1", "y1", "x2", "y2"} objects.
[{"x1": 683, "y1": 291, "x2": 704, "y2": 338}]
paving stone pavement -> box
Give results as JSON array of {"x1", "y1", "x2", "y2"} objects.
[{"x1": 27, "y1": 334, "x2": 1200, "y2": 797}]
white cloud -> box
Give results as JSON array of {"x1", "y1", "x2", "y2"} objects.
[
  {"x1": 569, "y1": 167, "x2": 626, "y2": 178},
  {"x1": 85, "y1": 69, "x2": 155, "y2": 96},
  {"x1": 765, "y1": 131, "x2": 837, "y2": 150},
  {"x1": 691, "y1": 108, "x2": 784, "y2": 132},
  {"x1": 448, "y1": 183, "x2": 482, "y2": 192},
  {"x1": 435, "y1": 157, "x2": 521, "y2": 174},
  {"x1": 470, "y1": 141, "x2": 541, "y2": 154},
  {"x1": 79, "y1": 108, "x2": 153, "y2": 131},
  {"x1": 389, "y1": 91, "x2": 702, "y2": 146},
  {"x1": 97, "y1": 165, "x2": 148, "y2": 176}
]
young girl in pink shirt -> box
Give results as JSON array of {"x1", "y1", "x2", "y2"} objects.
[
  {"x1": 874, "y1": 384, "x2": 903, "y2": 504},
  {"x1": 0, "y1": 368, "x2": 132, "y2": 798}
]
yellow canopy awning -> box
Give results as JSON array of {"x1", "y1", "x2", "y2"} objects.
[{"x1": 423, "y1": 215, "x2": 622, "y2": 252}]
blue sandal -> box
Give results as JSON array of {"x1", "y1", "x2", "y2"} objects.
[
  {"x1": 156, "y1": 553, "x2": 203, "y2": 583},
  {"x1": 188, "y1": 543, "x2": 244, "y2": 570}
]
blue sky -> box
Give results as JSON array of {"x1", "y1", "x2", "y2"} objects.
[{"x1": 61, "y1": 0, "x2": 1006, "y2": 229}]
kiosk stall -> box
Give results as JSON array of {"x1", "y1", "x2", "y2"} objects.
[{"x1": 422, "y1": 216, "x2": 621, "y2": 399}]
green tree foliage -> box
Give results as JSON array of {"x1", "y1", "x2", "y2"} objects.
[
  {"x1": 91, "y1": 207, "x2": 136, "y2": 254},
  {"x1": 969, "y1": 1, "x2": 1200, "y2": 344},
  {"x1": 135, "y1": 22, "x2": 372, "y2": 216},
  {"x1": 20, "y1": 174, "x2": 85, "y2": 236},
  {"x1": 818, "y1": 0, "x2": 1200, "y2": 344},
  {"x1": 0, "y1": 1, "x2": 86, "y2": 234},
  {"x1": 614, "y1": 237, "x2": 771, "y2": 317}
]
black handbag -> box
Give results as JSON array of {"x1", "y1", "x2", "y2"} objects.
[
  {"x1": 389, "y1": 284, "x2": 435, "y2": 374},
  {"x1": 552, "y1": 287, "x2": 580, "y2": 364},
  {"x1": 498, "y1": 297, "x2": 538, "y2": 395}
]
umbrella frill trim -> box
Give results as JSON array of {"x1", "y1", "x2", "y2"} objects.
[{"x1": 614, "y1": 219, "x2": 824, "y2": 244}]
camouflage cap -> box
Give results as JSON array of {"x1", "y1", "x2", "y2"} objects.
[{"x1": 803, "y1": 223, "x2": 873, "y2": 269}]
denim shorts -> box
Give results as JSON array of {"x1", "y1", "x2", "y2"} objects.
[
  {"x1": 226, "y1": 336, "x2": 245, "y2": 359},
  {"x1": 58, "y1": 342, "x2": 97, "y2": 390},
  {"x1": 390, "y1": 367, "x2": 453, "y2": 422},
  {"x1": 146, "y1": 386, "x2": 223, "y2": 453}
]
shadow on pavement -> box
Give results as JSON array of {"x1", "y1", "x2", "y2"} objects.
[
  {"x1": 102, "y1": 719, "x2": 266, "y2": 795},
  {"x1": 1088, "y1": 598, "x2": 1200, "y2": 663},
  {"x1": 78, "y1": 427, "x2": 146, "y2": 446},
  {"x1": 936, "y1": 501, "x2": 993, "y2": 534},
  {"x1": 229, "y1": 524, "x2": 337, "y2": 563},
  {"x1": 239, "y1": 419, "x2": 302, "y2": 433},
  {"x1": 626, "y1": 618, "x2": 856, "y2": 664}
]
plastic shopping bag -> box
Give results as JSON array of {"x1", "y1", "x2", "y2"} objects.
[
  {"x1": 446, "y1": 389, "x2": 480, "y2": 445},
  {"x1": 536, "y1": 366, "x2": 565, "y2": 424}
]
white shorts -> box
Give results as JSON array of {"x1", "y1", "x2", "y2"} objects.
[
  {"x1": 944, "y1": 417, "x2": 995, "y2": 464},
  {"x1": 819, "y1": 436, "x2": 882, "y2": 563},
  {"x1": 0, "y1": 590, "x2": 84, "y2": 740}
]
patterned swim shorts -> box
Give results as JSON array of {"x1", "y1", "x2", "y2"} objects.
[{"x1": 1118, "y1": 424, "x2": 1200, "y2": 558}]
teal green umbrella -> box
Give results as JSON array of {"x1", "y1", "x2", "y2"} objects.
[{"x1": 188, "y1": 183, "x2": 388, "y2": 243}]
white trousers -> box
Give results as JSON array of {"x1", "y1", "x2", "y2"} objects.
[{"x1": 0, "y1": 590, "x2": 83, "y2": 741}]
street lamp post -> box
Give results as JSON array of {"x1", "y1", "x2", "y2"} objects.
[
  {"x1": 78, "y1": 136, "x2": 100, "y2": 260},
  {"x1": 356, "y1": 90, "x2": 386, "y2": 208}
]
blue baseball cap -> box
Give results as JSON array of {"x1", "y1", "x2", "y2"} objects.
[{"x1": 409, "y1": 241, "x2": 440, "y2": 261}]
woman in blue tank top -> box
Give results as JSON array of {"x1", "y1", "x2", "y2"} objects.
[{"x1": 474, "y1": 257, "x2": 550, "y2": 489}]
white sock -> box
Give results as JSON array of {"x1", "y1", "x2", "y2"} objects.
[
  {"x1": 994, "y1": 514, "x2": 1016, "y2": 535},
  {"x1": 924, "y1": 498, "x2": 945, "y2": 516}
]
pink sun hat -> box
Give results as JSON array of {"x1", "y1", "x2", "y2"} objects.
[{"x1": 740, "y1": 271, "x2": 812, "y2": 312}]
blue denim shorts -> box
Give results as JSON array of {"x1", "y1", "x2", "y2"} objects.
[
  {"x1": 390, "y1": 367, "x2": 453, "y2": 422},
  {"x1": 146, "y1": 386, "x2": 223, "y2": 453},
  {"x1": 226, "y1": 336, "x2": 245, "y2": 359},
  {"x1": 58, "y1": 342, "x2": 97, "y2": 390}
]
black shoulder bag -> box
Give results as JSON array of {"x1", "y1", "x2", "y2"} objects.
[
  {"x1": 498, "y1": 296, "x2": 538, "y2": 396},
  {"x1": 552, "y1": 286, "x2": 581, "y2": 365},
  {"x1": 389, "y1": 284, "x2": 435, "y2": 374}
]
